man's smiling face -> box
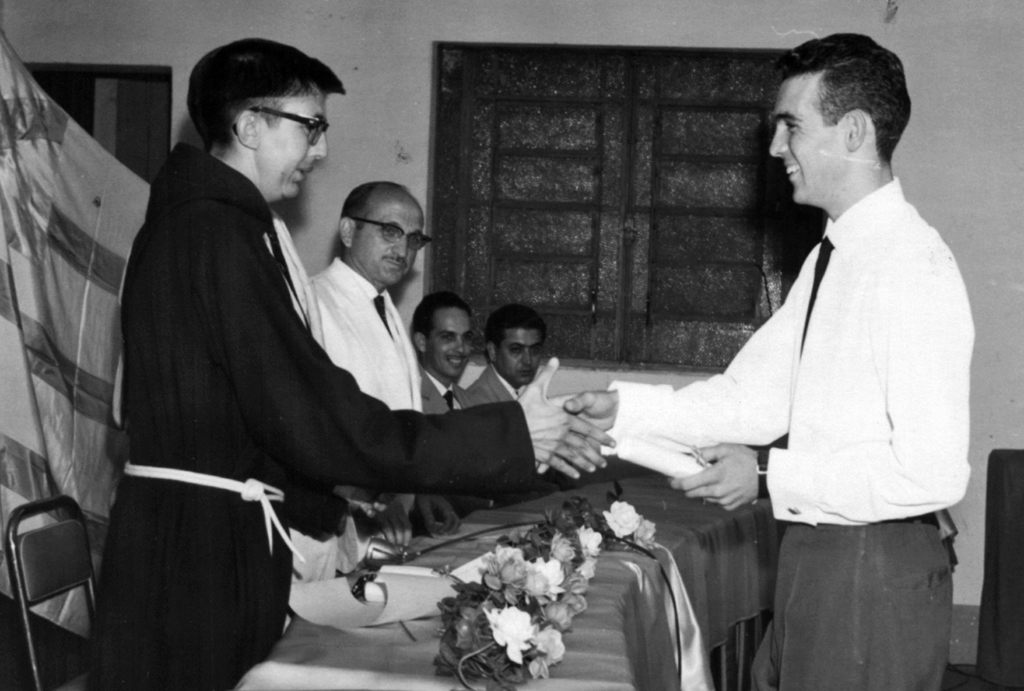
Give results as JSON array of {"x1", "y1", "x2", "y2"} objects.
[
  {"x1": 769, "y1": 72, "x2": 847, "y2": 220},
  {"x1": 417, "y1": 307, "x2": 472, "y2": 387}
]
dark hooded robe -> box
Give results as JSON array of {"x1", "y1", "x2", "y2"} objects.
[{"x1": 90, "y1": 144, "x2": 536, "y2": 691}]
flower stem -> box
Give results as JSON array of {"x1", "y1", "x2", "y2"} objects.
[{"x1": 456, "y1": 642, "x2": 497, "y2": 690}]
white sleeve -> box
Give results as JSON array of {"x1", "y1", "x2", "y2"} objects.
[{"x1": 609, "y1": 291, "x2": 802, "y2": 467}]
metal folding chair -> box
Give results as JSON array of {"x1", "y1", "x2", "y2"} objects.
[{"x1": 5, "y1": 495, "x2": 96, "y2": 691}]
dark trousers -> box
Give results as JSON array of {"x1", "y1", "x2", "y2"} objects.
[{"x1": 753, "y1": 521, "x2": 951, "y2": 691}]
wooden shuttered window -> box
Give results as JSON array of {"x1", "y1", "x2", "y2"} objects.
[{"x1": 431, "y1": 45, "x2": 822, "y2": 369}]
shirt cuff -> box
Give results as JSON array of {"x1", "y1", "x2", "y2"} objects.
[{"x1": 767, "y1": 448, "x2": 822, "y2": 525}]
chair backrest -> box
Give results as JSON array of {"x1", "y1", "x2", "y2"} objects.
[{"x1": 5, "y1": 495, "x2": 96, "y2": 691}]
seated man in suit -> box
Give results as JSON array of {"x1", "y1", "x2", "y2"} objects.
[
  {"x1": 412, "y1": 291, "x2": 474, "y2": 413},
  {"x1": 310, "y1": 181, "x2": 458, "y2": 572},
  {"x1": 412, "y1": 291, "x2": 500, "y2": 518},
  {"x1": 466, "y1": 303, "x2": 546, "y2": 405},
  {"x1": 466, "y1": 304, "x2": 569, "y2": 500}
]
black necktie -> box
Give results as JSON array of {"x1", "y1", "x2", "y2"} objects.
[
  {"x1": 373, "y1": 295, "x2": 392, "y2": 337},
  {"x1": 266, "y1": 230, "x2": 309, "y2": 332},
  {"x1": 801, "y1": 236, "x2": 833, "y2": 353},
  {"x1": 443, "y1": 390, "x2": 455, "y2": 410}
]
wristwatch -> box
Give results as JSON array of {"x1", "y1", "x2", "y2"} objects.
[{"x1": 756, "y1": 448, "x2": 770, "y2": 499}]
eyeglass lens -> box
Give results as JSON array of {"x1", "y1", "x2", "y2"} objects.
[
  {"x1": 249, "y1": 107, "x2": 328, "y2": 145},
  {"x1": 351, "y1": 217, "x2": 431, "y2": 250},
  {"x1": 380, "y1": 224, "x2": 429, "y2": 251}
]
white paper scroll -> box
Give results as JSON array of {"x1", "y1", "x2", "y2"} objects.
[
  {"x1": 613, "y1": 437, "x2": 707, "y2": 478},
  {"x1": 288, "y1": 565, "x2": 456, "y2": 629}
]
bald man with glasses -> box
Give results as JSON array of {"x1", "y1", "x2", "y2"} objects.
[{"x1": 309, "y1": 182, "x2": 458, "y2": 573}]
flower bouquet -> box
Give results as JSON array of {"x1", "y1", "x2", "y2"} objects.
[{"x1": 434, "y1": 492, "x2": 656, "y2": 690}]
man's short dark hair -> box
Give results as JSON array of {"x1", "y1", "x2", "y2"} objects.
[
  {"x1": 412, "y1": 291, "x2": 472, "y2": 337},
  {"x1": 777, "y1": 33, "x2": 910, "y2": 165},
  {"x1": 341, "y1": 181, "x2": 415, "y2": 220},
  {"x1": 484, "y1": 304, "x2": 546, "y2": 347},
  {"x1": 187, "y1": 38, "x2": 344, "y2": 151}
]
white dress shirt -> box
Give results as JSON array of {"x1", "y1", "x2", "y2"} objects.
[{"x1": 609, "y1": 180, "x2": 974, "y2": 526}]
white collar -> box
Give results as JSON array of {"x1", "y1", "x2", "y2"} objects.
[
  {"x1": 495, "y1": 367, "x2": 520, "y2": 399},
  {"x1": 424, "y1": 370, "x2": 453, "y2": 397},
  {"x1": 825, "y1": 178, "x2": 904, "y2": 249},
  {"x1": 336, "y1": 260, "x2": 385, "y2": 302}
]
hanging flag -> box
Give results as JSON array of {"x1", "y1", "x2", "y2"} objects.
[{"x1": 0, "y1": 28, "x2": 147, "y2": 636}]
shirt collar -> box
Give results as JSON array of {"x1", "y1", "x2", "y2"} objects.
[
  {"x1": 824, "y1": 178, "x2": 904, "y2": 250},
  {"x1": 339, "y1": 260, "x2": 385, "y2": 301},
  {"x1": 424, "y1": 369, "x2": 452, "y2": 397},
  {"x1": 495, "y1": 368, "x2": 521, "y2": 399}
]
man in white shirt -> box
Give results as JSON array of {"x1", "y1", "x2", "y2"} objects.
[
  {"x1": 465, "y1": 303, "x2": 547, "y2": 405},
  {"x1": 566, "y1": 34, "x2": 973, "y2": 691},
  {"x1": 313, "y1": 182, "x2": 459, "y2": 551}
]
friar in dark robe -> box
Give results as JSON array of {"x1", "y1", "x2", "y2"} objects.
[{"x1": 89, "y1": 38, "x2": 608, "y2": 691}]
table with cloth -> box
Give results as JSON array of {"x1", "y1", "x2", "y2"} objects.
[{"x1": 238, "y1": 475, "x2": 779, "y2": 691}]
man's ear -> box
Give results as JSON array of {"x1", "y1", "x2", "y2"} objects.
[
  {"x1": 234, "y1": 109, "x2": 261, "y2": 150},
  {"x1": 485, "y1": 342, "x2": 497, "y2": 364},
  {"x1": 338, "y1": 217, "x2": 357, "y2": 249},
  {"x1": 843, "y1": 109, "x2": 871, "y2": 155},
  {"x1": 413, "y1": 331, "x2": 427, "y2": 355}
]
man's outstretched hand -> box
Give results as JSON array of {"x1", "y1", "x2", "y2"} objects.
[
  {"x1": 562, "y1": 390, "x2": 620, "y2": 432},
  {"x1": 519, "y1": 358, "x2": 614, "y2": 479}
]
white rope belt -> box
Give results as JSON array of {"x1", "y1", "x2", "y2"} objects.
[{"x1": 123, "y1": 462, "x2": 305, "y2": 562}]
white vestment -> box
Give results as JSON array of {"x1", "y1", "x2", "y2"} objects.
[
  {"x1": 309, "y1": 259, "x2": 421, "y2": 575},
  {"x1": 312, "y1": 259, "x2": 421, "y2": 412}
]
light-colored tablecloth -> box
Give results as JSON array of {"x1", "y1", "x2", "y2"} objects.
[
  {"x1": 500, "y1": 475, "x2": 780, "y2": 649},
  {"x1": 239, "y1": 546, "x2": 680, "y2": 691},
  {"x1": 238, "y1": 475, "x2": 778, "y2": 691}
]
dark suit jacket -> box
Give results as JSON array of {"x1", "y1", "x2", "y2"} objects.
[
  {"x1": 419, "y1": 365, "x2": 470, "y2": 414},
  {"x1": 465, "y1": 364, "x2": 515, "y2": 407}
]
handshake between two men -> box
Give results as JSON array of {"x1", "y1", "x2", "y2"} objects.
[
  {"x1": 542, "y1": 374, "x2": 755, "y2": 512},
  {"x1": 358, "y1": 357, "x2": 739, "y2": 550}
]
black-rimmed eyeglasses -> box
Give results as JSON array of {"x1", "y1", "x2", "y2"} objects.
[
  {"x1": 349, "y1": 217, "x2": 432, "y2": 251},
  {"x1": 249, "y1": 106, "x2": 329, "y2": 146}
]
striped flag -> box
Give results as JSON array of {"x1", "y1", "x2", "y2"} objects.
[{"x1": 0, "y1": 28, "x2": 147, "y2": 635}]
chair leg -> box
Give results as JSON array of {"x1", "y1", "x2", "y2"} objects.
[{"x1": 15, "y1": 598, "x2": 45, "y2": 691}]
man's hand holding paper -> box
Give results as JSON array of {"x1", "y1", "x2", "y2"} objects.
[{"x1": 671, "y1": 443, "x2": 759, "y2": 510}]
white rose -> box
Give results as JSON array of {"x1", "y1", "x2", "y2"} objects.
[
  {"x1": 525, "y1": 558, "x2": 565, "y2": 600},
  {"x1": 528, "y1": 627, "x2": 566, "y2": 679},
  {"x1": 634, "y1": 518, "x2": 657, "y2": 549},
  {"x1": 603, "y1": 501, "x2": 643, "y2": 538},
  {"x1": 485, "y1": 606, "x2": 537, "y2": 665},
  {"x1": 577, "y1": 526, "x2": 603, "y2": 558},
  {"x1": 535, "y1": 626, "x2": 566, "y2": 661},
  {"x1": 550, "y1": 532, "x2": 576, "y2": 564}
]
